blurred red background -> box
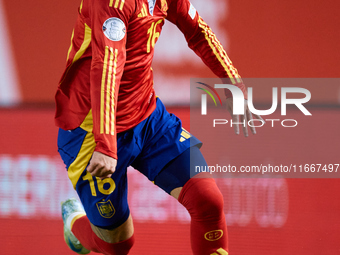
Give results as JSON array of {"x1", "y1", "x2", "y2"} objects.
[{"x1": 1, "y1": 0, "x2": 339, "y2": 104}]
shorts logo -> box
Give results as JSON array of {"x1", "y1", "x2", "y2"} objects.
[
  {"x1": 102, "y1": 17, "x2": 126, "y2": 41},
  {"x1": 179, "y1": 128, "x2": 191, "y2": 142},
  {"x1": 96, "y1": 200, "x2": 115, "y2": 218},
  {"x1": 204, "y1": 229, "x2": 224, "y2": 241}
]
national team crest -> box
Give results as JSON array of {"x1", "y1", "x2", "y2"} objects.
[{"x1": 96, "y1": 200, "x2": 115, "y2": 218}]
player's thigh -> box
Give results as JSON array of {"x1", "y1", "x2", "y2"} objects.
[
  {"x1": 153, "y1": 145, "x2": 209, "y2": 200},
  {"x1": 131, "y1": 98, "x2": 202, "y2": 183},
  {"x1": 57, "y1": 127, "x2": 132, "y2": 235},
  {"x1": 90, "y1": 214, "x2": 134, "y2": 243},
  {"x1": 170, "y1": 187, "x2": 182, "y2": 200}
]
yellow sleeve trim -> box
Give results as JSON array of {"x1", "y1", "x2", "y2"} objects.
[
  {"x1": 100, "y1": 46, "x2": 110, "y2": 134},
  {"x1": 100, "y1": 47, "x2": 118, "y2": 135},
  {"x1": 198, "y1": 17, "x2": 241, "y2": 84}
]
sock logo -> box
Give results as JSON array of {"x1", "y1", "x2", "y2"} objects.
[
  {"x1": 210, "y1": 248, "x2": 228, "y2": 255},
  {"x1": 204, "y1": 229, "x2": 223, "y2": 241}
]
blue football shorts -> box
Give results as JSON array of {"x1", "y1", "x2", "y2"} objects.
[{"x1": 57, "y1": 98, "x2": 203, "y2": 229}]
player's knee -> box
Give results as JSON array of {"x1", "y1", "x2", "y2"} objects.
[
  {"x1": 200, "y1": 187, "x2": 224, "y2": 219},
  {"x1": 179, "y1": 177, "x2": 224, "y2": 221},
  {"x1": 98, "y1": 234, "x2": 135, "y2": 255},
  {"x1": 194, "y1": 184, "x2": 224, "y2": 220},
  {"x1": 91, "y1": 215, "x2": 135, "y2": 255}
]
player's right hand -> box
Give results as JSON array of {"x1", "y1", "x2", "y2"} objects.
[
  {"x1": 87, "y1": 151, "x2": 117, "y2": 179},
  {"x1": 226, "y1": 97, "x2": 264, "y2": 137}
]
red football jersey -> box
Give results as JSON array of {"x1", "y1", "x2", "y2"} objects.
[{"x1": 55, "y1": 0, "x2": 245, "y2": 159}]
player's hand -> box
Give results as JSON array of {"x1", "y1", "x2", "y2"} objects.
[
  {"x1": 87, "y1": 151, "x2": 117, "y2": 179},
  {"x1": 226, "y1": 97, "x2": 264, "y2": 137}
]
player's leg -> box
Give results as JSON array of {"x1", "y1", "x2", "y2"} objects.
[
  {"x1": 68, "y1": 211, "x2": 135, "y2": 254},
  {"x1": 58, "y1": 123, "x2": 138, "y2": 255},
  {"x1": 154, "y1": 146, "x2": 228, "y2": 255},
  {"x1": 89, "y1": 215, "x2": 133, "y2": 244},
  {"x1": 61, "y1": 199, "x2": 134, "y2": 254},
  {"x1": 131, "y1": 98, "x2": 228, "y2": 254}
]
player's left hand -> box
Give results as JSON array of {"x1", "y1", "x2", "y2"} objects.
[
  {"x1": 226, "y1": 97, "x2": 264, "y2": 137},
  {"x1": 87, "y1": 151, "x2": 117, "y2": 179}
]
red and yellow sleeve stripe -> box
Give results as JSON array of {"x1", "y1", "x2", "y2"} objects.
[
  {"x1": 198, "y1": 17, "x2": 242, "y2": 85},
  {"x1": 100, "y1": 46, "x2": 118, "y2": 135}
]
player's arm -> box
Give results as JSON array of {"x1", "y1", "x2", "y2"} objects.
[
  {"x1": 87, "y1": 0, "x2": 133, "y2": 177},
  {"x1": 166, "y1": 0, "x2": 263, "y2": 136},
  {"x1": 166, "y1": 0, "x2": 246, "y2": 96}
]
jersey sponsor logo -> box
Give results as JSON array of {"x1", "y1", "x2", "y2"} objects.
[
  {"x1": 138, "y1": 3, "x2": 148, "y2": 17},
  {"x1": 148, "y1": 0, "x2": 156, "y2": 15},
  {"x1": 96, "y1": 200, "x2": 116, "y2": 218},
  {"x1": 188, "y1": 2, "x2": 196, "y2": 19},
  {"x1": 102, "y1": 17, "x2": 126, "y2": 41},
  {"x1": 204, "y1": 229, "x2": 224, "y2": 241}
]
